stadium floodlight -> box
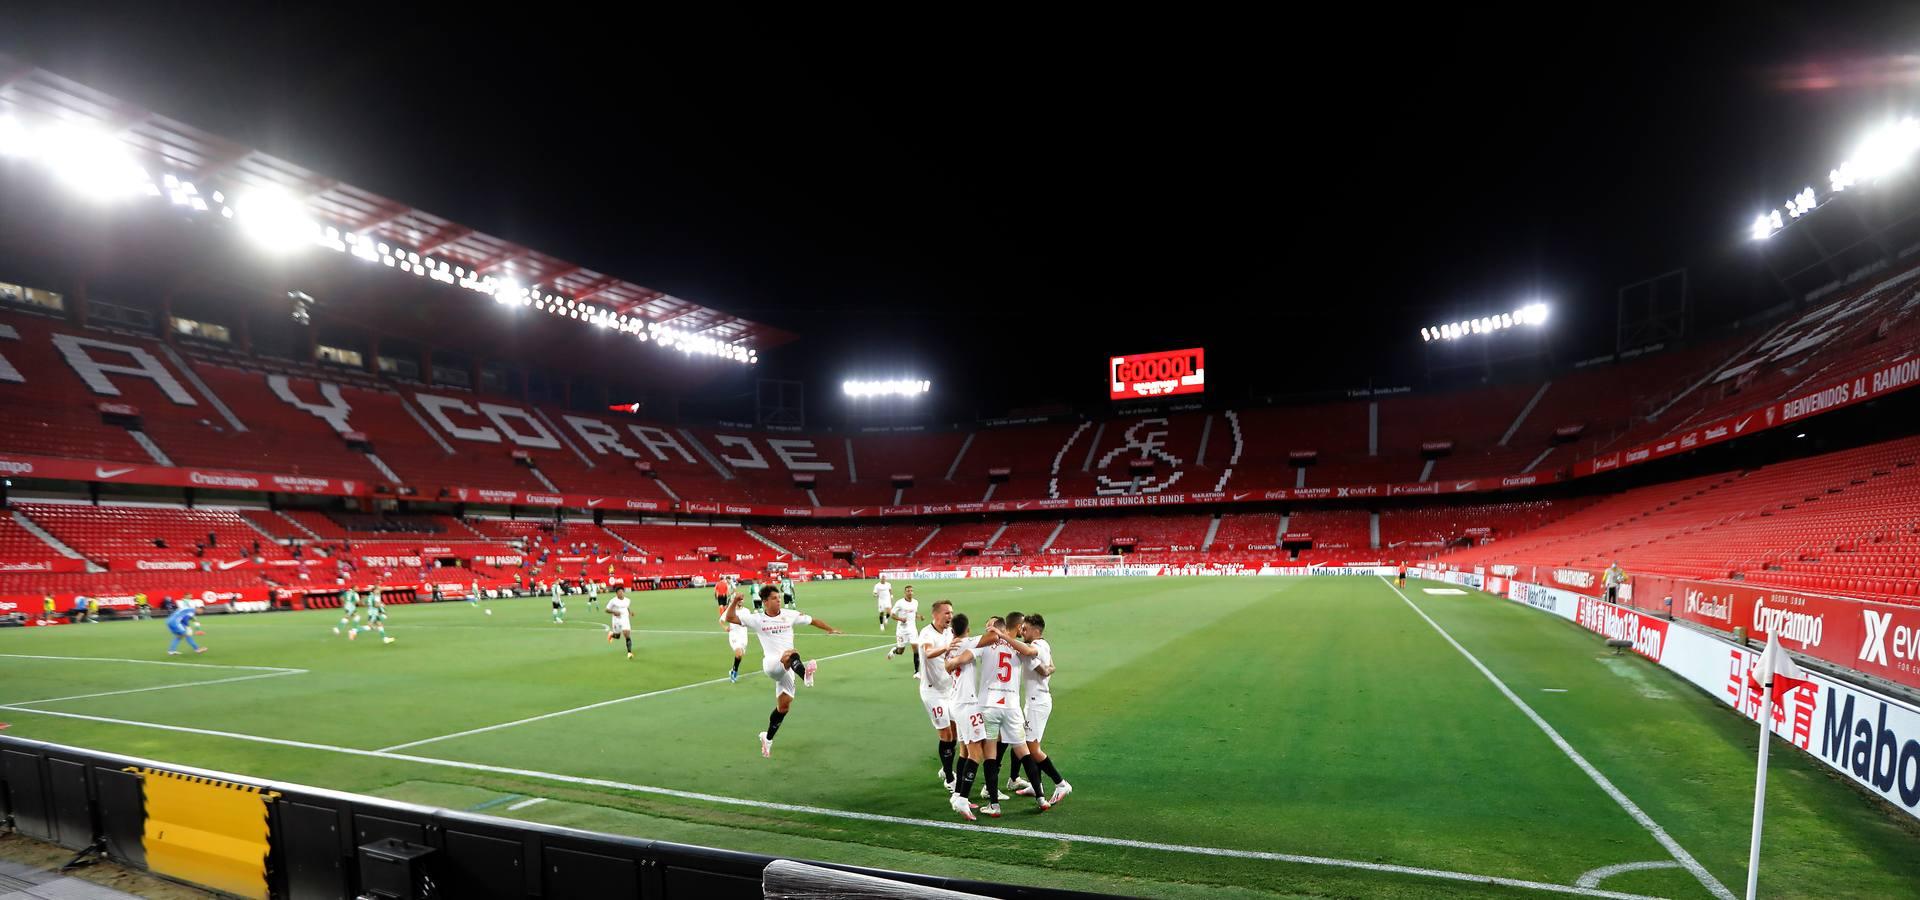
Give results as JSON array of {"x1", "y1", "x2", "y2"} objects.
[
  {"x1": 0, "y1": 117, "x2": 28, "y2": 157},
  {"x1": 235, "y1": 187, "x2": 319, "y2": 253},
  {"x1": 843, "y1": 379, "x2": 931, "y2": 398},
  {"x1": 493, "y1": 278, "x2": 522, "y2": 304},
  {"x1": 1848, "y1": 117, "x2": 1920, "y2": 181},
  {"x1": 1785, "y1": 187, "x2": 1817, "y2": 218},
  {"x1": 1755, "y1": 116, "x2": 1920, "y2": 237},
  {"x1": 40, "y1": 125, "x2": 152, "y2": 203},
  {"x1": 1421, "y1": 303, "x2": 1549, "y2": 341}
]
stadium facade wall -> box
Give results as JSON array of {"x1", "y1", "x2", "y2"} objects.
[
  {"x1": 1423, "y1": 568, "x2": 1920, "y2": 822},
  {"x1": 0, "y1": 448, "x2": 1557, "y2": 518}
]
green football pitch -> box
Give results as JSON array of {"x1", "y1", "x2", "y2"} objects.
[{"x1": 3, "y1": 577, "x2": 1918, "y2": 899}]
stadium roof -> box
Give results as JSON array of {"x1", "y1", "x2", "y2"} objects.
[{"x1": 0, "y1": 54, "x2": 796, "y2": 353}]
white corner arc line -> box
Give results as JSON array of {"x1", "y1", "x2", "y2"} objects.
[
  {"x1": 1576, "y1": 861, "x2": 1683, "y2": 888},
  {"x1": 376, "y1": 643, "x2": 890, "y2": 753},
  {"x1": 1378, "y1": 577, "x2": 1736, "y2": 900},
  {"x1": 0, "y1": 704, "x2": 1664, "y2": 900}
]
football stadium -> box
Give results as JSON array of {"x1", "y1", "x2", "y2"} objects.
[{"x1": 3, "y1": 12, "x2": 1920, "y2": 900}]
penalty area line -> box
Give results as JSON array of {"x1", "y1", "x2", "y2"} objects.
[
  {"x1": 376, "y1": 642, "x2": 892, "y2": 752},
  {"x1": 0, "y1": 704, "x2": 1666, "y2": 900},
  {"x1": 8, "y1": 669, "x2": 308, "y2": 706}
]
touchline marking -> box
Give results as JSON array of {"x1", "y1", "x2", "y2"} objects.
[
  {"x1": 1576, "y1": 861, "x2": 1682, "y2": 888},
  {"x1": 1542, "y1": 688, "x2": 1570, "y2": 693},
  {"x1": 376, "y1": 643, "x2": 892, "y2": 752},
  {"x1": 0, "y1": 704, "x2": 1664, "y2": 900},
  {"x1": 406, "y1": 623, "x2": 890, "y2": 639},
  {"x1": 506, "y1": 797, "x2": 546, "y2": 812},
  {"x1": 1379, "y1": 577, "x2": 1736, "y2": 900}
]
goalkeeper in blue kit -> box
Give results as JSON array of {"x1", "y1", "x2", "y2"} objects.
[{"x1": 165, "y1": 605, "x2": 205, "y2": 655}]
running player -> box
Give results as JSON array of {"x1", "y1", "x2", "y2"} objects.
[
  {"x1": 551, "y1": 577, "x2": 565, "y2": 609},
  {"x1": 551, "y1": 588, "x2": 567, "y2": 623},
  {"x1": 1018, "y1": 613, "x2": 1070, "y2": 807},
  {"x1": 586, "y1": 578, "x2": 600, "y2": 612},
  {"x1": 873, "y1": 575, "x2": 893, "y2": 630},
  {"x1": 333, "y1": 586, "x2": 361, "y2": 635},
  {"x1": 916, "y1": 600, "x2": 959, "y2": 791},
  {"x1": 943, "y1": 613, "x2": 998, "y2": 819},
  {"x1": 723, "y1": 584, "x2": 843, "y2": 758},
  {"x1": 356, "y1": 590, "x2": 396, "y2": 644},
  {"x1": 469, "y1": 579, "x2": 482, "y2": 607},
  {"x1": 780, "y1": 572, "x2": 797, "y2": 610},
  {"x1": 724, "y1": 589, "x2": 750, "y2": 683},
  {"x1": 883, "y1": 584, "x2": 921, "y2": 676},
  {"x1": 605, "y1": 587, "x2": 634, "y2": 659},
  {"x1": 165, "y1": 603, "x2": 205, "y2": 655}
]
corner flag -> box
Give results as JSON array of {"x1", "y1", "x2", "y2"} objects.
[
  {"x1": 1743, "y1": 630, "x2": 1814, "y2": 900},
  {"x1": 1745, "y1": 629, "x2": 1814, "y2": 702}
]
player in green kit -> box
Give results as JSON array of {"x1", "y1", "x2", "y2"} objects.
[
  {"x1": 333, "y1": 587, "x2": 361, "y2": 635},
  {"x1": 353, "y1": 588, "x2": 396, "y2": 644}
]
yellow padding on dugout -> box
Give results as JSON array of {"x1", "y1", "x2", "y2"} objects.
[{"x1": 130, "y1": 767, "x2": 278, "y2": 900}]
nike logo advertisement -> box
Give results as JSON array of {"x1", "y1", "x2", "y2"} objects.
[
  {"x1": 94, "y1": 467, "x2": 136, "y2": 478},
  {"x1": 1233, "y1": 492, "x2": 1251, "y2": 500},
  {"x1": 1734, "y1": 416, "x2": 1752, "y2": 433},
  {"x1": 1455, "y1": 482, "x2": 1475, "y2": 491},
  {"x1": 587, "y1": 499, "x2": 603, "y2": 507},
  {"x1": 217, "y1": 559, "x2": 246, "y2": 570}
]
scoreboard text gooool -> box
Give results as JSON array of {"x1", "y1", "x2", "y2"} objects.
[{"x1": 1109, "y1": 348, "x2": 1205, "y2": 400}]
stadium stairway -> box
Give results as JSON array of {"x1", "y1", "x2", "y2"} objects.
[{"x1": 4, "y1": 509, "x2": 96, "y2": 570}]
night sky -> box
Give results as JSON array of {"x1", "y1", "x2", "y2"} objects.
[{"x1": 3, "y1": 5, "x2": 1919, "y2": 420}]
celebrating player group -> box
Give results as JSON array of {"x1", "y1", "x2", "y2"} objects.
[{"x1": 917, "y1": 602, "x2": 1070, "y2": 820}]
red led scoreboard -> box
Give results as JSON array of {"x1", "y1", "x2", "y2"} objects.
[{"x1": 1109, "y1": 347, "x2": 1205, "y2": 400}]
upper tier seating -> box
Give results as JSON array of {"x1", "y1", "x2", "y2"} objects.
[{"x1": 1436, "y1": 435, "x2": 1920, "y2": 605}]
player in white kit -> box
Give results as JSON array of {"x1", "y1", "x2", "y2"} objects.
[
  {"x1": 884, "y1": 584, "x2": 921, "y2": 677},
  {"x1": 872, "y1": 575, "x2": 893, "y2": 630},
  {"x1": 724, "y1": 588, "x2": 750, "y2": 683},
  {"x1": 1018, "y1": 613, "x2": 1071, "y2": 806},
  {"x1": 915, "y1": 600, "x2": 959, "y2": 791},
  {"x1": 724, "y1": 584, "x2": 843, "y2": 758},
  {"x1": 977, "y1": 612, "x2": 1045, "y2": 813},
  {"x1": 942, "y1": 613, "x2": 995, "y2": 819},
  {"x1": 604, "y1": 587, "x2": 634, "y2": 659}
]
